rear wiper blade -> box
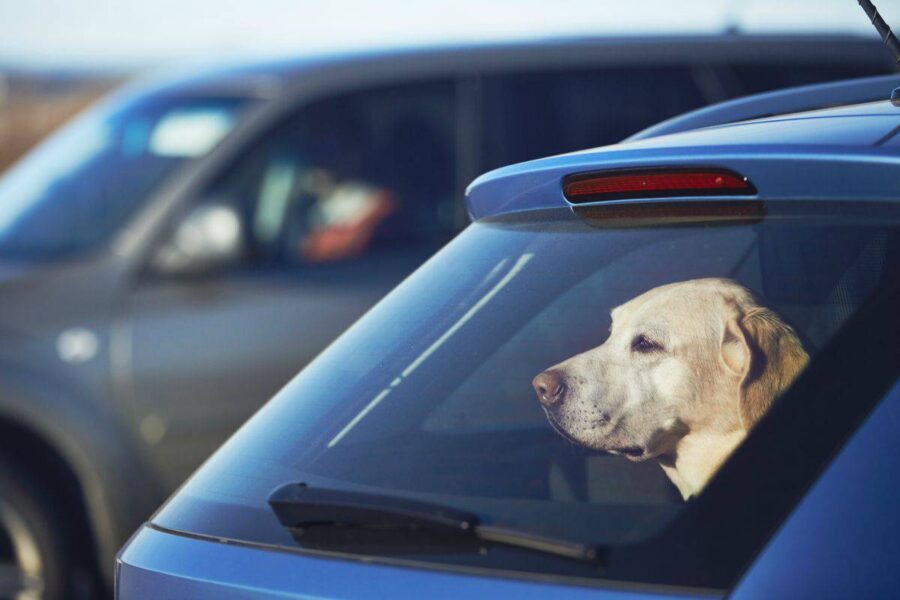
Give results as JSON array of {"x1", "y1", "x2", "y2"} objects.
[
  {"x1": 268, "y1": 482, "x2": 601, "y2": 563},
  {"x1": 269, "y1": 482, "x2": 477, "y2": 532}
]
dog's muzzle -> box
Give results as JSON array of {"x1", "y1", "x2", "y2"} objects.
[{"x1": 533, "y1": 370, "x2": 567, "y2": 407}]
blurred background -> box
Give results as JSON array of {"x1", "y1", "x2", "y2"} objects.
[
  {"x1": 0, "y1": 0, "x2": 886, "y2": 171},
  {"x1": 0, "y1": 1, "x2": 896, "y2": 598}
]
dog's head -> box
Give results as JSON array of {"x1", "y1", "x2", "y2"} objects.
[{"x1": 533, "y1": 278, "x2": 808, "y2": 461}]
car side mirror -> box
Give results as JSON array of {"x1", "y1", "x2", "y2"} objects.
[{"x1": 151, "y1": 203, "x2": 244, "y2": 276}]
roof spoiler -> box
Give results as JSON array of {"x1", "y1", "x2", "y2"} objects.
[{"x1": 626, "y1": 73, "x2": 900, "y2": 142}]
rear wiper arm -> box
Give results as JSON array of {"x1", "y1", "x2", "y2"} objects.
[{"x1": 268, "y1": 482, "x2": 601, "y2": 563}]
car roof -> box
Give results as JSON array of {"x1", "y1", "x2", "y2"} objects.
[
  {"x1": 466, "y1": 98, "x2": 900, "y2": 220},
  {"x1": 629, "y1": 72, "x2": 900, "y2": 141},
  {"x1": 127, "y1": 33, "x2": 889, "y2": 100}
]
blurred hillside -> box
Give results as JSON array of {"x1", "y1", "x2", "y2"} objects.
[{"x1": 0, "y1": 69, "x2": 124, "y2": 174}]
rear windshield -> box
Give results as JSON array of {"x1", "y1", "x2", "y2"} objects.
[{"x1": 154, "y1": 200, "x2": 900, "y2": 589}]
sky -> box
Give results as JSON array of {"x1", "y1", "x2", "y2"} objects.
[{"x1": 0, "y1": 0, "x2": 889, "y2": 71}]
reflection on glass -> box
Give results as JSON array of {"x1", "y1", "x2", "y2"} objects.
[{"x1": 155, "y1": 202, "x2": 900, "y2": 568}]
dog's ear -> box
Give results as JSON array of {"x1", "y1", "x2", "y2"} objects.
[
  {"x1": 733, "y1": 307, "x2": 809, "y2": 430},
  {"x1": 720, "y1": 316, "x2": 751, "y2": 381}
]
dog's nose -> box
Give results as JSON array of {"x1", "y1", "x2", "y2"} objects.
[{"x1": 533, "y1": 370, "x2": 566, "y2": 407}]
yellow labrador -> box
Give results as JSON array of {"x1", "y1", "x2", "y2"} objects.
[{"x1": 533, "y1": 278, "x2": 808, "y2": 500}]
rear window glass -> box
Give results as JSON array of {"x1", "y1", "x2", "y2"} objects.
[{"x1": 154, "y1": 200, "x2": 900, "y2": 589}]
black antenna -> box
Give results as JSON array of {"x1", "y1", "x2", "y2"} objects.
[{"x1": 857, "y1": 0, "x2": 900, "y2": 65}]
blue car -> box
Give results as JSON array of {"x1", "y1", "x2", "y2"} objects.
[{"x1": 117, "y1": 74, "x2": 900, "y2": 598}]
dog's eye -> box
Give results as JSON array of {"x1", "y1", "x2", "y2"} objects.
[{"x1": 631, "y1": 334, "x2": 662, "y2": 353}]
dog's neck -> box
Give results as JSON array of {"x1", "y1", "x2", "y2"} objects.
[{"x1": 658, "y1": 429, "x2": 746, "y2": 500}]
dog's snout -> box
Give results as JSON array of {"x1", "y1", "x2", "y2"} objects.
[{"x1": 533, "y1": 370, "x2": 567, "y2": 407}]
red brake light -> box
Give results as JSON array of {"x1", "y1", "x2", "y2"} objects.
[{"x1": 563, "y1": 168, "x2": 756, "y2": 203}]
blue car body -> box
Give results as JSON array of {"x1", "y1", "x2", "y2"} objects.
[{"x1": 118, "y1": 79, "x2": 900, "y2": 598}]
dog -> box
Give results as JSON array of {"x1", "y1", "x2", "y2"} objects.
[{"x1": 533, "y1": 278, "x2": 808, "y2": 500}]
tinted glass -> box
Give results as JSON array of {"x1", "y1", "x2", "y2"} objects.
[
  {"x1": 480, "y1": 67, "x2": 706, "y2": 171},
  {"x1": 0, "y1": 93, "x2": 248, "y2": 259},
  {"x1": 190, "y1": 80, "x2": 458, "y2": 268},
  {"x1": 154, "y1": 200, "x2": 900, "y2": 587}
]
